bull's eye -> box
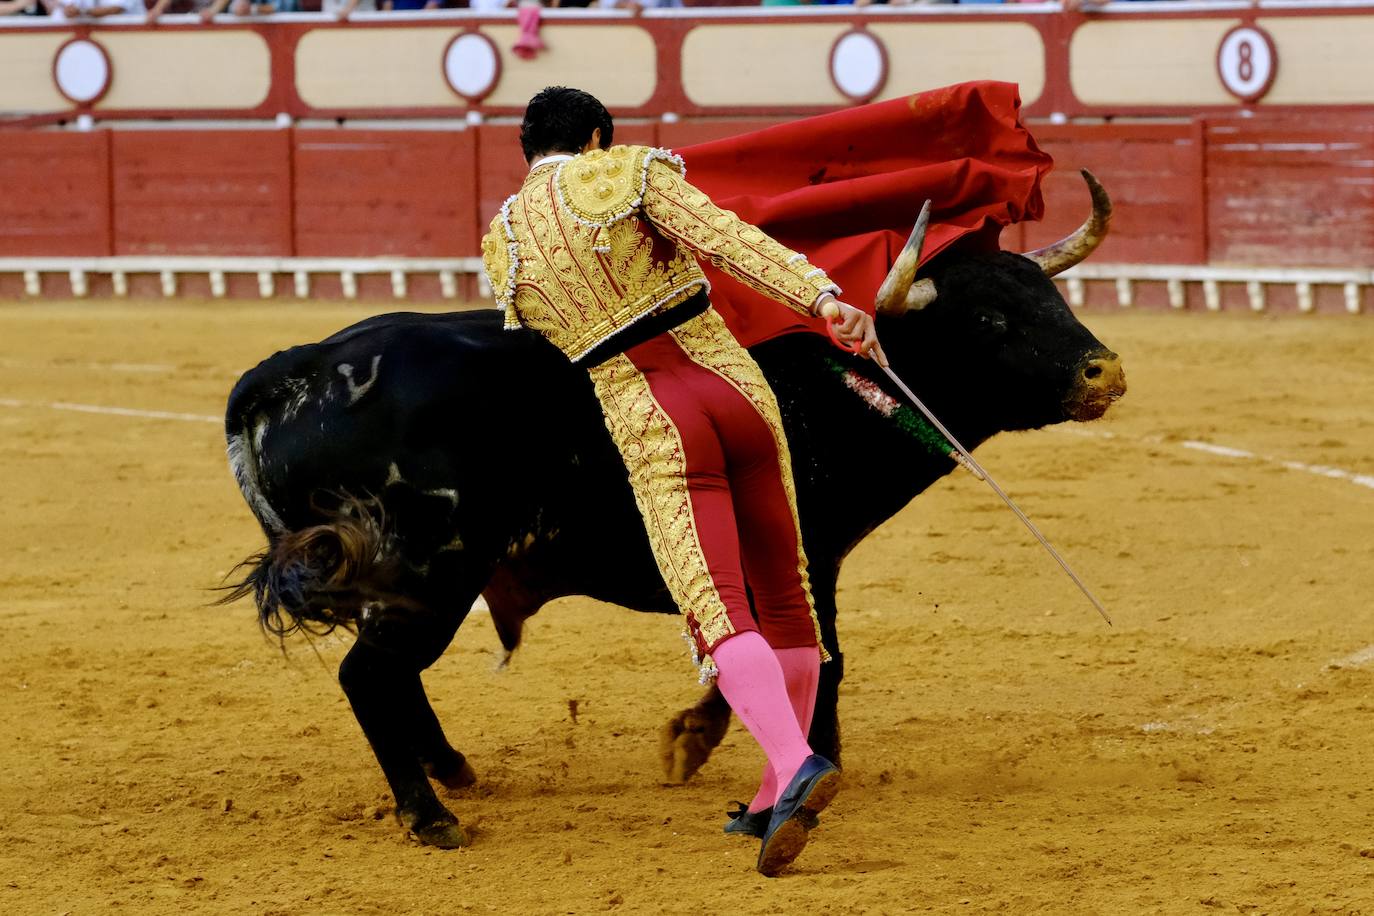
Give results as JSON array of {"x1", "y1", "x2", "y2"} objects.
[{"x1": 975, "y1": 310, "x2": 1008, "y2": 336}]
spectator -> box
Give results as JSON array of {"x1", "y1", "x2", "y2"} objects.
[
  {"x1": 144, "y1": 0, "x2": 217, "y2": 20},
  {"x1": 596, "y1": 0, "x2": 683, "y2": 8},
  {"x1": 193, "y1": 0, "x2": 274, "y2": 18},
  {"x1": 385, "y1": 0, "x2": 439, "y2": 9},
  {"x1": 45, "y1": 0, "x2": 141, "y2": 18},
  {"x1": 0, "y1": 0, "x2": 41, "y2": 12},
  {"x1": 323, "y1": 0, "x2": 373, "y2": 18}
]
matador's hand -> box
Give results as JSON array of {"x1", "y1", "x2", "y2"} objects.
[{"x1": 816, "y1": 295, "x2": 889, "y2": 368}]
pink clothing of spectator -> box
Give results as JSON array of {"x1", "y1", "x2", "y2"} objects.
[{"x1": 512, "y1": 1, "x2": 545, "y2": 60}]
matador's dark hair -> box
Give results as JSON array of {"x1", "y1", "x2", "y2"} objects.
[{"x1": 519, "y1": 86, "x2": 614, "y2": 163}]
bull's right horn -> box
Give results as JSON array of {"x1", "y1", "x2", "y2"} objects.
[
  {"x1": 876, "y1": 200, "x2": 938, "y2": 315},
  {"x1": 1024, "y1": 169, "x2": 1113, "y2": 277}
]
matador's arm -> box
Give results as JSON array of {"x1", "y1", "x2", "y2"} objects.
[
  {"x1": 641, "y1": 159, "x2": 839, "y2": 318},
  {"x1": 480, "y1": 207, "x2": 522, "y2": 330}
]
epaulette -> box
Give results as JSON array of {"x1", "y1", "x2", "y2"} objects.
[{"x1": 556, "y1": 145, "x2": 685, "y2": 228}]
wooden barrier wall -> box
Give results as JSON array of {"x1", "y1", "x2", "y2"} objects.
[
  {"x1": 3, "y1": 116, "x2": 1369, "y2": 270},
  {"x1": 2, "y1": 131, "x2": 111, "y2": 256}
]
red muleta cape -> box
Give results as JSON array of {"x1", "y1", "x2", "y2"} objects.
[{"x1": 677, "y1": 81, "x2": 1052, "y2": 348}]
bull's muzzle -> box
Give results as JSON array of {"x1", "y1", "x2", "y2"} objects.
[{"x1": 1066, "y1": 350, "x2": 1126, "y2": 421}]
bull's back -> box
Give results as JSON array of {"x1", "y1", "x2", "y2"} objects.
[{"x1": 225, "y1": 309, "x2": 593, "y2": 533}]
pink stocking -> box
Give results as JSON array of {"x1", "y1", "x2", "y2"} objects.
[
  {"x1": 711, "y1": 633, "x2": 814, "y2": 808},
  {"x1": 744, "y1": 645, "x2": 820, "y2": 811}
]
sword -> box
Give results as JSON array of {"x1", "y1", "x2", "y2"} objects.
[{"x1": 820, "y1": 303, "x2": 1113, "y2": 627}]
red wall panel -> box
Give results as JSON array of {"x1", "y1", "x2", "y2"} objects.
[
  {"x1": 1204, "y1": 116, "x2": 1374, "y2": 267},
  {"x1": 0, "y1": 131, "x2": 111, "y2": 256},
  {"x1": 5, "y1": 118, "x2": 1373, "y2": 280},
  {"x1": 293, "y1": 128, "x2": 479, "y2": 257},
  {"x1": 658, "y1": 119, "x2": 787, "y2": 151},
  {"x1": 1027, "y1": 123, "x2": 1206, "y2": 264},
  {"x1": 110, "y1": 130, "x2": 292, "y2": 256}
]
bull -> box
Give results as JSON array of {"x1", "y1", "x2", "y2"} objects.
[{"x1": 222, "y1": 172, "x2": 1125, "y2": 848}]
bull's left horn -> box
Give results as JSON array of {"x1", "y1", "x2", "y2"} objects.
[
  {"x1": 1023, "y1": 169, "x2": 1113, "y2": 278},
  {"x1": 876, "y1": 200, "x2": 936, "y2": 315}
]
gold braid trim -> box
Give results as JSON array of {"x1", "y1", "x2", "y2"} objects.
[
  {"x1": 587, "y1": 351, "x2": 737, "y2": 675},
  {"x1": 479, "y1": 196, "x2": 522, "y2": 328},
  {"x1": 669, "y1": 310, "x2": 831, "y2": 662},
  {"x1": 641, "y1": 161, "x2": 841, "y2": 317}
]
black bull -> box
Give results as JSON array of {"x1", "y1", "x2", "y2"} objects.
[{"x1": 223, "y1": 246, "x2": 1125, "y2": 848}]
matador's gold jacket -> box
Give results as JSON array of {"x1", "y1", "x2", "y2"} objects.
[{"x1": 480, "y1": 145, "x2": 841, "y2": 363}]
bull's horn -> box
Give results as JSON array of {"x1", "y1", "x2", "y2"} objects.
[
  {"x1": 1024, "y1": 169, "x2": 1113, "y2": 278},
  {"x1": 876, "y1": 200, "x2": 936, "y2": 315},
  {"x1": 904, "y1": 277, "x2": 938, "y2": 312}
]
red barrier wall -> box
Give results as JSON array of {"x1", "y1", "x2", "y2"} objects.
[
  {"x1": 659, "y1": 119, "x2": 788, "y2": 150},
  {"x1": 0, "y1": 131, "x2": 111, "y2": 256},
  {"x1": 3, "y1": 117, "x2": 1370, "y2": 268},
  {"x1": 110, "y1": 131, "x2": 292, "y2": 256},
  {"x1": 294, "y1": 129, "x2": 479, "y2": 257},
  {"x1": 1028, "y1": 123, "x2": 1207, "y2": 265},
  {"x1": 1205, "y1": 115, "x2": 1374, "y2": 268}
]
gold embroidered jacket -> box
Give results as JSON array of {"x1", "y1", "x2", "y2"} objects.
[{"x1": 481, "y1": 145, "x2": 840, "y2": 363}]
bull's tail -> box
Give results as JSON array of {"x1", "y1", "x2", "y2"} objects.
[
  {"x1": 219, "y1": 494, "x2": 416, "y2": 639},
  {"x1": 222, "y1": 400, "x2": 405, "y2": 639}
]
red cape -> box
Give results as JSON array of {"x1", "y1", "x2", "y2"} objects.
[{"x1": 677, "y1": 81, "x2": 1052, "y2": 348}]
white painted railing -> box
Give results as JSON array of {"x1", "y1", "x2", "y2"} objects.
[
  {"x1": 1057, "y1": 264, "x2": 1370, "y2": 314},
  {"x1": 0, "y1": 257, "x2": 1367, "y2": 313},
  {"x1": 0, "y1": 257, "x2": 482, "y2": 300}
]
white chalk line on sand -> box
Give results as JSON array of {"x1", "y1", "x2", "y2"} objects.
[
  {"x1": 0, "y1": 397, "x2": 219, "y2": 425},
  {"x1": 1328, "y1": 644, "x2": 1374, "y2": 671},
  {"x1": 1056, "y1": 427, "x2": 1374, "y2": 492},
  {"x1": 0, "y1": 357, "x2": 176, "y2": 374}
]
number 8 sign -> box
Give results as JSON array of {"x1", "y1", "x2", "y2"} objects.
[{"x1": 1217, "y1": 25, "x2": 1278, "y2": 104}]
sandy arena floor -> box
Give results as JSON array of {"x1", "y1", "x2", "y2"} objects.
[{"x1": 1, "y1": 301, "x2": 1372, "y2": 915}]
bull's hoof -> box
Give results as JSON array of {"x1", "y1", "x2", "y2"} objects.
[
  {"x1": 428, "y1": 756, "x2": 478, "y2": 792},
  {"x1": 415, "y1": 820, "x2": 471, "y2": 849},
  {"x1": 404, "y1": 813, "x2": 471, "y2": 849},
  {"x1": 660, "y1": 707, "x2": 729, "y2": 785},
  {"x1": 397, "y1": 804, "x2": 471, "y2": 849}
]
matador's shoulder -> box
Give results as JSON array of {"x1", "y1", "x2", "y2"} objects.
[{"x1": 556, "y1": 145, "x2": 685, "y2": 228}]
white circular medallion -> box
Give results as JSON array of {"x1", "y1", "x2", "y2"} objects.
[
  {"x1": 443, "y1": 32, "x2": 501, "y2": 103},
  {"x1": 1217, "y1": 26, "x2": 1277, "y2": 104},
  {"x1": 829, "y1": 30, "x2": 888, "y2": 103},
  {"x1": 54, "y1": 39, "x2": 111, "y2": 106}
]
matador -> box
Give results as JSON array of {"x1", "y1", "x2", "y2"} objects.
[{"x1": 481, "y1": 87, "x2": 885, "y2": 876}]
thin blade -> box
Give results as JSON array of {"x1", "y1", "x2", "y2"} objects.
[{"x1": 878, "y1": 364, "x2": 1113, "y2": 627}]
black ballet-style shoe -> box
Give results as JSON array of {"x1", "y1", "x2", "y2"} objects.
[
  {"x1": 723, "y1": 801, "x2": 772, "y2": 838},
  {"x1": 755, "y1": 754, "x2": 840, "y2": 877}
]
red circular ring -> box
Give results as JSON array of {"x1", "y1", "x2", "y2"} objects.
[
  {"x1": 1216, "y1": 24, "x2": 1279, "y2": 105},
  {"x1": 828, "y1": 28, "x2": 889, "y2": 105},
  {"x1": 441, "y1": 30, "x2": 503, "y2": 105},
  {"x1": 52, "y1": 36, "x2": 113, "y2": 108}
]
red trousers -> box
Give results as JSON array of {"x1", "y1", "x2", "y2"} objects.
[{"x1": 588, "y1": 308, "x2": 823, "y2": 669}]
